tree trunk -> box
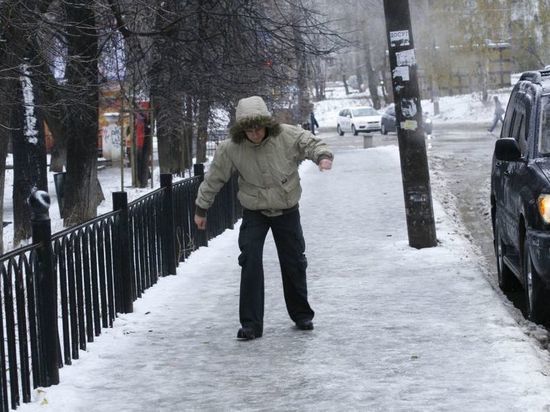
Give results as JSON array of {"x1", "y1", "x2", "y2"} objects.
[
  {"x1": 183, "y1": 95, "x2": 194, "y2": 172},
  {"x1": 479, "y1": 58, "x2": 489, "y2": 103},
  {"x1": 0, "y1": 109, "x2": 10, "y2": 254},
  {"x1": 0, "y1": 0, "x2": 43, "y2": 250},
  {"x1": 136, "y1": 111, "x2": 152, "y2": 188},
  {"x1": 33, "y1": 50, "x2": 69, "y2": 173},
  {"x1": 155, "y1": 94, "x2": 186, "y2": 174},
  {"x1": 49, "y1": 142, "x2": 67, "y2": 172},
  {"x1": 12, "y1": 65, "x2": 48, "y2": 245},
  {"x1": 364, "y1": 32, "x2": 381, "y2": 110},
  {"x1": 195, "y1": 98, "x2": 210, "y2": 164},
  {"x1": 62, "y1": 0, "x2": 101, "y2": 226},
  {"x1": 343, "y1": 74, "x2": 350, "y2": 95},
  {"x1": 355, "y1": 59, "x2": 364, "y2": 92}
]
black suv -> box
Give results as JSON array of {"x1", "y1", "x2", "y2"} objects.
[{"x1": 491, "y1": 69, "x2": 550, "y2": 324}]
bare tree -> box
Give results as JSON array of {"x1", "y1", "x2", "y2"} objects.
[
  {"x1": 59, "y1": 0, "x2": 102, "y2": 225},
  {"x1": 12, "y1": 63, "x2": 48, "y2": 244},
  {"x1": 0, "y1": 0, "x2": 52, "y2": 248},
  {"x1": 0, "y1": 0, "x2": 344, "y2": 249}
]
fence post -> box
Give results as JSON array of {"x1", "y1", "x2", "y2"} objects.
[
  {"x1": 29, "y1": 190, "x2": 59, "y2": 386},
  {"x1": 112, "y1": 192, "x2": 133, "y2": 313},
  {"x1": 160, "y1": 174, "x2": 177, "y2": 276},
  {"x1": 193, "y1": 164, "x2": 208, "y2": 248}
]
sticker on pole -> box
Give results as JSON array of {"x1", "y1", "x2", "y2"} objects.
[
  {"x1": 396, "y1": 49, "x2": 416, "y2": 66},
  {"x1": 400, "y1": 120, "x2": 418, "y2": 130},
  {"x1": 390, "y1": 30, "x2": 410, "y2": 48},
  {"x1": 392, "y1": 66, "x2": 410, "y2": 81},
  {"x1": 401, "y1": 98, "x2": 417, "y2": 118}
]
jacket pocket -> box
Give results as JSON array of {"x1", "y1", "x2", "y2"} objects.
[{"x1": 280, "y1": 172, "x2": 300, "y2": 193}]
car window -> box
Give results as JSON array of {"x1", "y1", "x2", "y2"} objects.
[
  {"x1": 506, "y1": 91, "x2": 530, "y2": 155},
  {"x1": 501, "y1": 93, "x2": 515, "y2": 137},
  {"x1": 539, "y1": 97, "x2": 550, "y2": 155},
  {"x1": 510, "y1": 111, "x2": 523, "y2": 141},
  {"x1": 519, "y1": 115, "x2": 528, "y2": 156},
  {"x1": 352, "y1": 108, "x2": 377, "y2": 117}
]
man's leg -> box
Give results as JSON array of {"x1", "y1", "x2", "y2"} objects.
[
  {"x1": 238, "y1": 210, "x2": 269, "y2": 336},
  {"x1": 488, "y1": 114, "x2": 498, "y2": 132},
  {"x1": 271, "y1": 210, "x2": 314, "y2": 325}
]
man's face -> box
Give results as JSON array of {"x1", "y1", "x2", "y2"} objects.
[{"x1": 245, "y1": 127, "x2": 266, "y2": 144}]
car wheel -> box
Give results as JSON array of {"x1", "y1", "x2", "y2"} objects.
[
  {"x1": 337, "y1": 124, "x2": 344, "y2": 136},
  {"x1": 523, "y1": 241, "x2": 550, "y2": 324},
  {"x1": 494, "y1": 225, "x2": 516, "y2": 291},
  {"x1": 352, "y1": 125, "x2": 358, "y2": 136},
  {"x1": 381, "y1": 123, "x2": 387, "y2": 135}
]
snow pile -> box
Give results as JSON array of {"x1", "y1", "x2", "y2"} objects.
[{"x1": 314, "y1": 82, "x2": 512, "y2": 128}]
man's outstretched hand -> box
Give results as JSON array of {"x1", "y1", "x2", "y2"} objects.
[
  {"x1": 319, "y1": 158, "x2": 332, "y2": 171},
  {"x1": 194, "y1": 214, "x2": 207, "y2": 230}
]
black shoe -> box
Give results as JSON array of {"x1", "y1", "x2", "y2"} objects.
[
  {"x1": 295, "y1": 320, "x2": 314, "y2": 330},
  {"x1": 237, "y1": 327, "x2": 262, "y2": 340}
]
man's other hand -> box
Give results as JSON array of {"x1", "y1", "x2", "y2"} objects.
[{"x1": 194, "y1": 214, "x2": 207, "y2": 230}]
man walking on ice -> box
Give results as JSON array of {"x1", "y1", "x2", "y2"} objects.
[{"x1": 194, "y1": 95, "x2": 333, "y2": 340}]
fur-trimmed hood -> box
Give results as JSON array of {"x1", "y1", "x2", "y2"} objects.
[{"x1": 229, "y1": 96, "x2": 281, "y2": 143}]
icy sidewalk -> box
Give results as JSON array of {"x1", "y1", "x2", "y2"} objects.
[{"x1": 20, "y1": 146, "x2": 550, "y2": 411}]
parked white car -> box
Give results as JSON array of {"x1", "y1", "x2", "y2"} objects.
[{"x1": 336, "y1": 106, "x2": 381, "y2": 136}]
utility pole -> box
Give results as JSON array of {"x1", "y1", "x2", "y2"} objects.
[{"x1": 383, "y1": 0, "x2": 437, "y2": 249}]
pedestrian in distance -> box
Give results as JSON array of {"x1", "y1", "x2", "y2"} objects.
[
  {"x1": 194, "y1": 95, "x2": 333, "y2": 340},
  {"x1": 488, "y1": 95, "x2": 505, "y2": 133},
  {"x1": 310, "y1": 110, "x2": 319, "y2": 135}
]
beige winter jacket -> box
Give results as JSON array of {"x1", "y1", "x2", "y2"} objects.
[{"x1": 195, "y1": 124, "x2": 333, "y2": 217}]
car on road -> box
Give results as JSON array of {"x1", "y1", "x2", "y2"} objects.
[
  {"x1": 380, "y1": 103, "x2": 433, "y2": 135},
  {"x1": 491, "y1": 68, "x2": 550, "y2": 324},
  {"x1": 336, "y1": 106, "x2": 381, "y2": 136}
]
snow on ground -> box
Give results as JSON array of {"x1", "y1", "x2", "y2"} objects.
[
  {"x1": 314, "y1": 81, "x2": 511, "y2": 128},
  {"x1": 16, "y1": 142, "x2": 550, "y2": 412}
]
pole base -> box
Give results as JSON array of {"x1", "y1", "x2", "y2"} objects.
[{"x1": 363, "y1": 135, "x2": 374, "y2": 148}]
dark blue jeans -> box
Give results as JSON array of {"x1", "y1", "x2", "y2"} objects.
[{"x1": 238, "y1": 208, "x2": 314, "y2": 333}]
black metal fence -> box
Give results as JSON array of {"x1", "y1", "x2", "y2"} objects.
[{"x1": 0, "y1": 167, "x2": 241, "y2": 411}]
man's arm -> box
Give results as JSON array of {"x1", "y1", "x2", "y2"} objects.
[
  {"x1": 294, "y1": 126, "x2": 334, "y2": 167},
  {"x1": 194, "y1": 144, "x2": 234, "y2": 229}
]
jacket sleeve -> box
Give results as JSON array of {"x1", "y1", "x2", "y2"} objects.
[
  {"x1": 293, "y1": 126, "x2": 334, "y2": 164},
  {"x1": 195, "y1": 143, "x2": 235, "y2": 214}
]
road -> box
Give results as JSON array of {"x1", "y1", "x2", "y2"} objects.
[{"x1": 425, "y1": 122, "x2": 496, "y2": 270}]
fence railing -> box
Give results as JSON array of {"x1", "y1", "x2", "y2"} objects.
[{"x1": 0, "y1": 167, "x2": 241, "y2": 411}]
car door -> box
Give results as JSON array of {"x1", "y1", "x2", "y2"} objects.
[
  {"x1": 503, "y1": 90, "x2": 533, "y2": 251},
  {"x1": 492, "y1": 89, "x2": 518, "y2": 244},
  {"x1": 342, "y1": 109, "x2": 351, "y2": 132},
  {"x1": 493, "y1": 92, "x2": 515, "y2": 240}
]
